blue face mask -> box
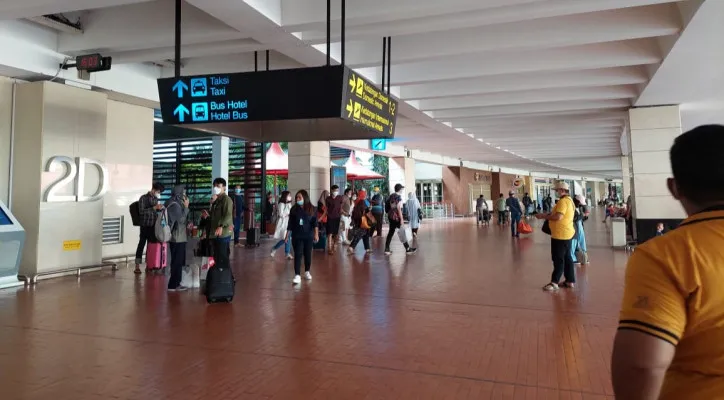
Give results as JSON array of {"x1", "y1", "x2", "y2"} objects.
[
  {"x1": 235, "y1": 189, "x2": 241, "y2": 194},
  {"x1": 296, "y1": 200, "x2": 304, "y2": 206}
]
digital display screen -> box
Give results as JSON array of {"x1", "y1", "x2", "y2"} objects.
[
  {"x1": 157, "y1": 66, "x2": 342, "y2": 125},
  {"x1": 330, "y1": 166, "x2": 347, "y2": 189},
  {"x1": 76, "y1": 54, "x2": 101, "y2": 71},
  {"x1": 341, "y1": 68, "x2": 398, "y2": 137},
  {"x1": 0, "y1": 207, "x2": 13, "y2": 226}
]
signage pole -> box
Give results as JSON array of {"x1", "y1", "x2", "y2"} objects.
[
  {"x1": 381, "y1": 38, "x2": 386, "y2": 90},
  {"x1": 265, "y1": 50, "x2": 270, "y2": 71},
  {"x1": 326, "y1": 0, "x2": 331, "y2": 66},
  {"x1": 254, "y1": 51, "x2": 258, "y2": 72},
  {"x1": 174, "y1": 0, "x2": 181, "y2": 78},
  {"x1": 387, "y1": 37, "x2": 392, "y2": 95},
  {"x1": 341, "y1": 0, "x2": 346, "y2": 67}
]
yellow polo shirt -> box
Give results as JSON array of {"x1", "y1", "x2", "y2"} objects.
[
  {"x1": 618, "y1": 209, "x2": 724, "y2": 399},
  {"x1": 549, "y1": 196, "x2": 575, "y2": 240}
]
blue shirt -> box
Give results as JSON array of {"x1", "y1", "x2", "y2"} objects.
[
  {"x1": 233, "y1": 194, "x2": 245, "y2": 218},
  {"x1": 506, "y1": 197, "x2": 523, "y2": 216}
]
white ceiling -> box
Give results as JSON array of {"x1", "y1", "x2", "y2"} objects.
[{"x1": 0, "y1": 0, "x2": 708, "y2": 178}]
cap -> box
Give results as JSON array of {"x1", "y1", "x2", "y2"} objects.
[
  {"x1": 509, "y1": 190, "x2": 516, "y2": 195},
  {"x1": 553, "y1": 181, "x2": 570, "y2": 191},
  {"x1": 575, "y1": 194, "x2": 587, "y2": 205},
  {"x1": 373, "y1": 186, "x2": 380, "y2": 191},
  {"x1": 394, "y1": 183, "x2": 404, "y2": 192}
]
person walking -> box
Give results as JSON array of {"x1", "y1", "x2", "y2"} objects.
[
  {"x1": 208, "y1": 178, "x2": 234, "y2": 270},
  {"x1": 134, "y1": 182, "x2": 165, "y2": 274},
  {"x1": 347, "y1": 200, "x2": 374, "y2": 255},
  {"x1": 232, "y1": 185, "x2": 246, "y2": 248},
  {"x1": 270, "y1": 191, "x2": 293, "y2": 260},
  {"x1": 406, "y1": 192, "x2": 422, "y2": 237},
  {"x1": 571, "y1": 195, "x2": 590, "y2": 265},
  {"x1": 522, "y1": 192, "x2": 533, "y2": 218},
  {"x1": 340, "y1": 188, "x2": 353, "y2": 245},
  {"x1": 287, "y1": 190, "x2": 319, "y2": 284},
  {"x1": 370, "y1": 187, "x2": 385, "y2": 238},
  {"x1": 165, "y1": 185, "x2": 190, "y2": 292},
  {"x1": 325, "y1": 185, "x2": 344, "y2": 255},
  {"x1": 495, "y1": 194, "x2": 507, "y2": 226},
  {"x1": 506, "y1": 191, "x2": 524, "y2": 238},
  {"x1": 537, "y1": 181, "x2": 576, "y2": 291},
  {"x1": 384, "y1": 184, "x2": 417, "y2": 255},
  {"x1": 475, "y1": 194, "x2": 488, "y2": 226}
]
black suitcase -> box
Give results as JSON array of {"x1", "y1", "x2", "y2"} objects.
[
  {"x1": 205, "y1": 265, "x2": 235, "y2": 303},
  {"x1": 245, "y1": 227, "x2": 260, "y2": 247}
]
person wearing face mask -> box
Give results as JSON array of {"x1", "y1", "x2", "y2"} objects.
[
  {"x1": 384, "y1": 184, "x2": 417, "y2": 255},
  {"x1": 325, "y1": 185, "x2": 344, "y2": 254},
  {"x1": 370, "y1": 186, "x2": 385, "y2": 238},
  {"x1": 270, "y1": 191, "x2": 293, "y2": 259},
  {"x1": 232, "y1": 185, "x2": 246, "y2": 248},
  {"x1": 165, "y1": 185, "x2": 190, "y2": 291},
  {"x1": 134, "y1": 182, "x2": 165, "y2": 274},
  {"x1": 208, "y1": 178, "x2": 234, "y2": 270},
  {"x1": 536, "y1": 181, "x2": 576, "y2": 291},
  {"x1": 287, "y1": 190, "x2": 319, "y2": 284}
]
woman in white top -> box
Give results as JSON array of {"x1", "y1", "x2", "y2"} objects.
[
  {"x1": 406, "y1": 192, "x2": 422, "y2": 236},
  {"x1": 270, "y1": 191, "x2": 293, "y2": 259}
]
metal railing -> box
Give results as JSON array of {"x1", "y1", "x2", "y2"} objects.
[
  {"x1": 420, "y1": 202, "x2": 455, "y2": 219},
  {"x1": 18, "y1": 261, "x2": 119, "y2": 285}
]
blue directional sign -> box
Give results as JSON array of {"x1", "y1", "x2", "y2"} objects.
[
  {"x1": 370, "y1": 138, "x2": 387, "y2": 151},
  {"x1": 173, "y1": 104, "x2": 189, "y2": 122},
  {"x1": 190, "y1": 78, "x2": 207, "y2": 97},
  {"x1": 191, "y1": 102, "x2": 208, "y2": 122}
]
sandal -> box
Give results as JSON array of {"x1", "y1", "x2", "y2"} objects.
[
  {"x1": 542, "y1": 283, "x2": 559, "y2": 292},
  {"x1": 560, "y1": 282, "x2": 576, "y2": 289}
]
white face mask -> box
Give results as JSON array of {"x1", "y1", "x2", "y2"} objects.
[
  {"x1": 332, "y1": 191, "x2": 339, "y2": 197},
  {"x1": 154, "y1": 193, "x2": 161, "y2": 199},
  {"x1": 286, "y1": 196, "x2": 292, "y2": 202},
  {"x1": 213, "y1": 187, "x2": 222, "y2": 195}
]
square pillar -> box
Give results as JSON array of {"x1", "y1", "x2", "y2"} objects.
[
  {"x1": 628, "y1": 105, "x2": 686, "y2": 242},
  {"x1": 288, "y1": 141, "x2": 330, "y2": 201},
  {"x1": 389, "y1": 157, "x2": 415, "y2": 195},
  {"x1": 620, "y1": 156, "x2": 631, "y2": 200},
  {"x1": 211, "y1": 136, "x2": 229, "y2": 185}
]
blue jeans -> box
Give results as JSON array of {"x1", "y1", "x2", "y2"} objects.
[
  {"x1": 510, "y1": 213, "x2": 521, "y2": 236},
  {"x1": 571, "y1": 220, "x2": 587, "y2": 262},
  {"x1": 272, "y1": 233, "x2": 291, "y2": 255}
]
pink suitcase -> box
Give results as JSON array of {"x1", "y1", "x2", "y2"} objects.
[{"x1": 146, "y1": 242, "x2": 168, "y2": 270}]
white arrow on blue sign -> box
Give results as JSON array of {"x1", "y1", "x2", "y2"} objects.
[
  {"x1": 174, "y1": 104, "x2": 190, "y2": 122},
  {"x1": 172, "y1": 80, "x2": 188, "y2": 98}
]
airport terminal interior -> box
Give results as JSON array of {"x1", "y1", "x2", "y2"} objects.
[{"x1": 0, "y1": 0, "x2": 722, "y2": 398}]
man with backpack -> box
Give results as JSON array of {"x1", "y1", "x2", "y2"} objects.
[{"x1": 132, "y1": 182, "x2": 165, "y2": 274}]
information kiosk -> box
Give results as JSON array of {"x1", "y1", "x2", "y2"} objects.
[{"x1": 0, "y1": 200, "x2": 24, "y2": 288}]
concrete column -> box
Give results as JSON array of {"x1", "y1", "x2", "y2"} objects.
[
  {"x1": 628, "y1": 105, "x2": 686, "y2": 242},
  {"x1": 211, "y1": 136, "x2": 229, "y2": 184},
  {"x1": 620, "y1": 156, "x2": 631, "y2": 200},
  {"x1": 288, "y1": 141, "x2": 330, "y2": 201},
  {"x1": 389, "y1": 157, "x2": 415, "y2": 194}
]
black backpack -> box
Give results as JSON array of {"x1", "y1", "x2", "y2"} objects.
[
  {"x1": 384, "y1": 197, "x2": 391, "y2": 213},
  {"x1": 129, "y1": 201, "x2": 142, "y2": 226}
]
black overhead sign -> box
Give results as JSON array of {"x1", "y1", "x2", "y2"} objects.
[{"x1": 157, "y1": 66, "x2": 398, "y2": 142}]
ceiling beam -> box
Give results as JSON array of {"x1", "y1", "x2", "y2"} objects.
[
  {"x1": 431, "y1": 99, "x2": 631, "y2": 119},
  {"x1": 0, "y1": 0, "x2": 153, "y2": 20}
]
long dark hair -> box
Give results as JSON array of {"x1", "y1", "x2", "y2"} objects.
[
  {"x1": 352, "y1": 202, "x2": 366, "y2": 226},
  {"x1": 279, "y1": 191, "x2": 291, "y2": 204},
  {"x1": 295, "y1": 190, "x2": 315, "y2": 215}
]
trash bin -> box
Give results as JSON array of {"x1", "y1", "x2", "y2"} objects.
[{"x1": 611, "y1": 217, "x2": 627, "y2": 247}]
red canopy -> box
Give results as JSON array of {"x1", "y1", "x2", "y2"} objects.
[
  {"x1": 341, "y1": 151, "x2": 384, "y2": 181},
  {"x1": 230, "y1": 142, "x2": 288, "y2": 176}
]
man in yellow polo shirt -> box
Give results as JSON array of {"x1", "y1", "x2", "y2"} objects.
[
  {"x1": 612, "y1": 125, "x2": 724, "y2": 399},
  {"x1": 535, "y1": 181, "x2": 576, "y2": 291}
]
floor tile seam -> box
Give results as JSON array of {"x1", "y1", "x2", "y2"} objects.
[{"x1": 255, "y1": 286, "x2": 620, "y2": 319}]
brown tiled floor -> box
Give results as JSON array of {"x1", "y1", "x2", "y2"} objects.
[{"x1": 0, "y1": 213, "x2": 625, "y2": 399}]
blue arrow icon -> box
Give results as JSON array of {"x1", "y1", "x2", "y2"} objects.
[
  {"x1": 172, "y1": 80, "x2": 188, "y2": 98},
  {"x1": 174, "y1": 104, "x2": 190, "y2": 122}
]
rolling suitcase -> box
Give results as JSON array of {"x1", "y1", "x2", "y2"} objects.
[
  {"x1": 245, "y1": 227, "x2": 261, "y2": 247},
  {"x1": 205, "y1": 264, "x2": 235, "y2": 303},
  {"x1": 146, "y1": 242, "x2": 167, "y2": 272}
]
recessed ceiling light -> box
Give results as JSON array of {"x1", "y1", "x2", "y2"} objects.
[
  {"x1": 477, "y1": 138, "x2": 484, "y2": 142},
  {"x1": 467, "y1": 133, "x2": 474, "y2": 138}
]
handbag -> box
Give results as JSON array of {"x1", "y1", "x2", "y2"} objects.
[
  {"x1": 518, "y1": 221, "x2": 533, "y2": 234},
  {"x1": 542, "y1": 220, "x2": 551, "y2": 235},
  {"x1": 397, "y1": 226, "x2": 412, "y2": 243}
]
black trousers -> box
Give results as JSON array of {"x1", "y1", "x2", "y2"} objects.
[
  {"x1": 292, "y1": 237, "x2": 313, "y2": 275},
  {"x1": 550, "y1": 238, "x2": 575, "y2": 284},
  {"x1": 135, "y1": 226, "x2": 156, "y2": 265},
  {"x1": 371, "y1": 211, "x2": 384, "y2": 236},
  {"x1": 349, "y1": 227, "x2": 370, "y2": 250},
  {"x1": 168, "y1": 241, "x2": 186, "y2": 289},
  {"x1": 385, "y1": 219, "x2": 408, "y2": 250}
]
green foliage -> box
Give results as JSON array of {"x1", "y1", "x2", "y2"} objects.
[{"x1": 367, "y1": 154, "x2": 389, "y2": 193}]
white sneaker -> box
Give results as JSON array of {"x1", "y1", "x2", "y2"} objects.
[
  {"x1": 286, "y1": 254, "x2": 293, "y2": 260},
  {"x1": 304, "y1": 271, "x2": 312, "y2": 281},
  {"x1": 270, "y1": 250, "x2": 276, "y2": 258},
  {"x1": 292, "y1": 275, "x2": 302, "y2": 284}
]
